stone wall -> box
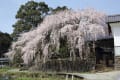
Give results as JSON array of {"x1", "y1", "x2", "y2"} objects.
[{"x1": 115, "y1": 56, "x2": 120, "y2": 70}]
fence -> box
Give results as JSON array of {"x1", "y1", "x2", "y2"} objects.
[{"x1": 37, "y1": 58, "x2": 95, "y2": 72}]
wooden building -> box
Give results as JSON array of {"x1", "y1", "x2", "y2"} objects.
[{"x1": 107, "y1": 15, "x2": 120, "y2": 70}]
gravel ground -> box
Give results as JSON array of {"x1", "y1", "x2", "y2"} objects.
[{"x1": 73, "y1": 71, "x2": 120, "y2": 80}]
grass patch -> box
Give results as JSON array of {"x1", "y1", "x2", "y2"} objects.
[
  {"x1": 0, "y1": 67, "x2": 10, "y2": 72},
  {"x1": 0, "y1": 68, "x2": 83, "y2": 80},
  {"x1": 14, "y1": 76, "x2": 64, "y2": 80}
]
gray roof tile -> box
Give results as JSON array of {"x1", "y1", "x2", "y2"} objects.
[{"x1": 106, "y1": 15, "x2": 120, "y2": 23}]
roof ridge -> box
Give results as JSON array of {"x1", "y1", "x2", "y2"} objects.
[{"x1": 108, "y1": 14, "x2": 120, "y2": 17}]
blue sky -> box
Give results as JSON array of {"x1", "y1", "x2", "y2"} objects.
[{"x1": 0, "y1": 0, "x2": 120, "y2": 34}]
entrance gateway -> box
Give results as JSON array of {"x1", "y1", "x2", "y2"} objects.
[{"x1": 107, "y1": 15, "x2": 120, "y2": 70}]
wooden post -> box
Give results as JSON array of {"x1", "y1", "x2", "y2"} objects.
[
  {"x1": 66, "y1": 74, "x2": 68, "y2": 80},
  {"x1": 72, "y1": 75, "x2": 74, "y2": 80},
  {"x1": 93, "y1": 41, "x2": 96, "y2": 70}
]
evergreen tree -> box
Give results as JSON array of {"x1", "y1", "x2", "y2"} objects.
[
  {"x1": 52, "y1": 6, "x2": 68, "y2": 13},
  {"x1": 12, "y1": 1, "x2": 50, "y2": 40},
  {"x1": 0, "y1": 31, "x2": 12, "y2": 57}
]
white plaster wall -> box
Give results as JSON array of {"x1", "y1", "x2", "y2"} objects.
[{"x1": 110, "y1": 23, "x2": 120, "y2": 56}]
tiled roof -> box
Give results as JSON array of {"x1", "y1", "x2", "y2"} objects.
[
  {"x1": 106, "y1": 15, "x2": 120, "y2": 33},
  {"x1": 106, "y1": 15, "x2": 120, "y2": 23}
]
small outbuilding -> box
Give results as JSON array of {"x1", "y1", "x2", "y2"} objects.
[{"x1": 0, "y1": 58, "x2": 9, "y2": 67}]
